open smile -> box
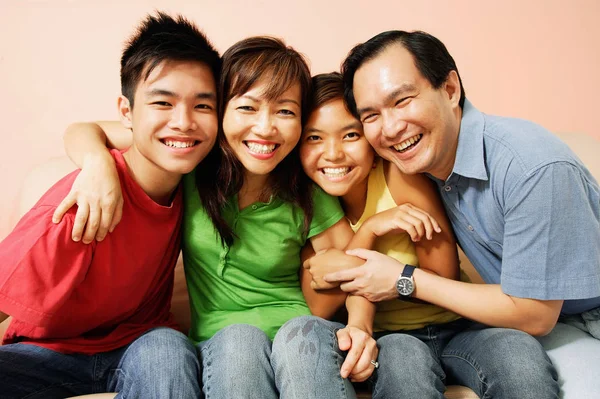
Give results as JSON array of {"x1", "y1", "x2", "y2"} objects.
[
  {"x1": 161, "y1": 138, "x2": 199, "y2": 149},
  {"x1": 392, "y1": 134, "x2": 422, "y2": 153},
  {"x1": 320, "y1": 166, "x2": 353, "y2": 180}
]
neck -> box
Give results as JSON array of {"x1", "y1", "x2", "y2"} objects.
[
  {"x1": 341, "y1": 177, "x2": 369, "y2": 224},
  {"x1": 123, "y1": 147, "x2": 181, "y2": 206},
  {"x1": 238, "y1": 171, "x2": 270, "y2": 209}
]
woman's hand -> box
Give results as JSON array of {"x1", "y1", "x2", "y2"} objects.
[{"x1": 52, "y1": 152, "x2": 123, "y2": 243}]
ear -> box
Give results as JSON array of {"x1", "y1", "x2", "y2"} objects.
[
  {"x1": 443, "y1": 70, "x2": 461, "y2": 108},
  {"x1": 117, "y1": 95, "x2": 133, "y2": 129}
]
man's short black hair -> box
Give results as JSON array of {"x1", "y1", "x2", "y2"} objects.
[
  {"x1": 342, "y1": 30, "x2": 465, "y2": 117},
  {"x1": 120, "y1": 11, "x2": 221, "y2": 107}
]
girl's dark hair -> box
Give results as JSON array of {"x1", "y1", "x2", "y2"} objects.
[
  {"x1": 195, "y1": 36, "x2": 314, "y2": 246},
  {"x1": 307, "y1": 72, "x2": 349, "y2": 117}
]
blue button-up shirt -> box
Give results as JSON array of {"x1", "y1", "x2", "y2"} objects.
[{"x1": 429, "y1": 100, "x2": 600, "y2": 314}]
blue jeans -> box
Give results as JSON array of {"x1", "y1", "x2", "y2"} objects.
[
  {"x1": 537, "y1": 312, "x2": 600, "y2": 398},
  {"x1": 372, "y1": 319, "x2": 559, "y2": 399},
  {"x1": 0, "y1": 327, "x2": 201, "y2": 399},
  {"x1": 198, "y1": 320, "x2": 356, "y2": 399}
]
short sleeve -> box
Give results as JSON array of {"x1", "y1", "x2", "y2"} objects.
[
  {"x1": 501, "y1": 162, "x2": 600, "y2": 300},
  {"x1": 0, "y1": 205, "x2": 94, "y2": 327},
  {"x1": 307, "y1": 185, "x2": 345, "y2": 239}
]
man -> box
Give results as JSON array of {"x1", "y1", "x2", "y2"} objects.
[
  {"x1": 307, "y1": 30, "x2": 600, "y2": 397},
  {"x1": 0, "y1": 12, "x2": 220, "y2": 398}
]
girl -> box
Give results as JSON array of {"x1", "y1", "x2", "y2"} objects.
[{"x1": 298, "y1": 72, "x2": 471, "y2": 398}]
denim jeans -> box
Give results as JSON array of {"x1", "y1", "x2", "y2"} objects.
[
  {"x1": 272, "y1": 316, "x2": 356, "y2": 399},
  {"x1": 198, "y1": 324, "x2": 278, "y2": 399},
  {"x1": 537, "y1": 311, "x2": 600, "y2": 398},
  {"x1": 372, "y1": 319, "x2": 559, "y2": 399},
  {"x1": 0, "y1": 327, "x2": 201, "y2": 399},
  {"x1": 198, "y1": 319, "x2": 356, "y2": 399}
]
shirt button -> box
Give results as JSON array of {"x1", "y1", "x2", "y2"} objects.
[
  {"x1": 467, "y1": 225, "x2": 474, "y2": 231},
  {"x1": 444, "y1": 185, "x2": 452, "y2": 192},
  {"x1": 251, "y1": 205, "x2": 258, "y2": 210}
]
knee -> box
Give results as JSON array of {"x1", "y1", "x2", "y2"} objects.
[
  {"x1": 273, "y1": 316, "x2": 334, "y2": 348},
  {"x1": 202, "y1": 324, "x2": 271, "y2": 367},
  {"x1": 122, "y1": 327, "x2": 199, "y2": 376},
  {"x1": 377, "y1": 333, "x2": 434, "y2": 368}
]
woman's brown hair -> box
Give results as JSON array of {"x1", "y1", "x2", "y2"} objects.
[{"x1": 195, "y1": 36, "x2": 314, "y2": 246}]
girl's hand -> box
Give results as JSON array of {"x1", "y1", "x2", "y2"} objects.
[
  {"x1": 364, "y1": 203, "x2": 441, "y2": 242},
  {"x1": 337, "y1": 324, "x2": 378, "y2": 382},
  {"x1": 52, "y1": 152, "x2": 123, "y2": 243}
]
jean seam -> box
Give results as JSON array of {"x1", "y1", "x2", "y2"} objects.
[
  {"x1": 200, "y1": 344, "x2": 213, "y2": 399},
  {"x1": 441, "y1": 350, "x2": 488, "y2": 397},
  {"x1": 330, "y1": 325, "x2": 352, "y2": 399}
]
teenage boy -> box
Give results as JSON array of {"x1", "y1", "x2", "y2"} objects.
[{"x1": 0, "y1": 12, "x2": 220, "y2": 398}]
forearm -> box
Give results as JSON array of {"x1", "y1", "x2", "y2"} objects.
[
  {"x1": 64, "y1": 123, "x2": 112, "y2": 168},
  {"x1": 346, "y1": 295, "x2": 375, "y2": 335},
  {"x1": 345, "y1": 223, "x2": 377, "y2": 251},
  {"x1": 0, "y1": 311, "x2": 8, "y2": 324},
  {"x1": 414, "y1": 269, "x2": 561, "y2": 336},
  {"x1": 301, "y1": 267, "x2": 347, "y2": 318}
]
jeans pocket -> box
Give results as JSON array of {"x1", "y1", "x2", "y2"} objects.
[{"x1": 580, "y1": 306, "x2": 600, "y2": 340}]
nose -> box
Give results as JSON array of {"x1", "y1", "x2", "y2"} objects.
[
  {"x1": 381, "y1": 111, "x2": 407, "y2": 140},
  {"x1": 251, "y1": 109, "x2": 276, "y2": 137},
  {"x1": 323, "y1": 139, "x2": 344, "y2": 162},
  {"x1": 169, "y1": 106, "x2": 197, "y2": 132}
]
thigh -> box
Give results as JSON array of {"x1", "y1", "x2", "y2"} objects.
[
  {"x1": 0, "y1": 343, "x2": 95, "y2": 399},
  {"x1": 108, "y1": 327, "x2": 201, "y2": 399},
  {"x1": 198, "y1": 324, "x2": 276, "y2": 399},
  {"x1": 271, "y1": 315, "x2": 355, "y2": 399},
  {"x1": 443, "y1": 324, "x2": 559, "y2": 399},
  {"x1": 373, "y1": 333, "x2": 445, "y2": 399},
  {"x1": 537, "y1": 322, "x2": 600, "y2": 398}
]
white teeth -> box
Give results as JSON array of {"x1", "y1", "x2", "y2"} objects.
[
  {"x1": 247, "y1": 142, "x2": 277, "y2": 154},
  {"x1": 322, "y1": 167, "x2": 350, "y2": 178},
  {"x1": 393, "y1": 134, "x2": 422, "y2": 152},
  {"x1": 164, "y1": 139, "x2": 196, "y2": 148}
]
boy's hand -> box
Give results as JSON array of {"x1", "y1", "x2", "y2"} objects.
[
  {"x1": 364, "y1": 203, "x2": 441, "y2": 242},
  {"x1": 52, "y1": 152, "x2": 123, "y2": 244},
  {"x1": 337, "y1": 325, "x2": 378, "y2": 382},
  {"x1": 303, "y1": 248, "x2": 365, "y2": 290}
]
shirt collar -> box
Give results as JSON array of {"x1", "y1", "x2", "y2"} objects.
[{"x1": 451, "y1": 99, "x2": 488, "y2": 181}]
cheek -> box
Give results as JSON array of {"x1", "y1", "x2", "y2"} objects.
[{"x1": 299, "y1": 145, "x2": 318, "y2": 171}]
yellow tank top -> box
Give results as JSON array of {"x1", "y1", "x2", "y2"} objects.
[{"x1": 350, "y1": 159, "x2": 464, "y2": 331}]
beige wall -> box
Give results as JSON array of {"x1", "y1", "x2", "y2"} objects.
[{"x1": 1, "y1": 0, "x2": 599, "y2": 239}]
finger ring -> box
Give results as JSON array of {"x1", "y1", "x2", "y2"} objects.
[{"x1": 370, "y1": 359, "x2": 379, "y2": 369}]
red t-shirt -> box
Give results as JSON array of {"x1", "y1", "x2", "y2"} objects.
[{"x1": 0, "y1": 150, "x2": 181, "y2": 354}]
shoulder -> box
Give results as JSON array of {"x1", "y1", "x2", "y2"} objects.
[{"x1": 385, "y1": 161, "x2": 438, "y2": 206}]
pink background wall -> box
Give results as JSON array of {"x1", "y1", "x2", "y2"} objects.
[{"x1": 1, "y1": 0, "x2": 599, "y2": 239}]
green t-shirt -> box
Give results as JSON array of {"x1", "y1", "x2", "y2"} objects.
[{"x1": 181, "y1": 172, "x2": 344, "y2": 342}]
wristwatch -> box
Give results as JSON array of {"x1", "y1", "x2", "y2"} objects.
[{"x1": 396, "y1": 264, "x2": 417, "y2": 298}]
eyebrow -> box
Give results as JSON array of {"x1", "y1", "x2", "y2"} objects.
[
  {"x1": 304, "y1": 121, "x2": 362, "y2": 134},
  {"x1": 147, "y1": 89, "x2": 216, "y2": 100},
  {"x1": 241, "y1": 94, "x2": 300, "y2": 108},
  {"x1": 356, "y1": 83, "x2": 416, "y2": 116}
]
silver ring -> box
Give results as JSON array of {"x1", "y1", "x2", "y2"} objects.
[{"x1": 370, "y1": 359, "x2": 379, "y2": 369}]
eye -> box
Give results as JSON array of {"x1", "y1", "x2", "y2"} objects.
[
  {"x1": 278, "y1": 109, "x2": 296, "y2": 117},
  {"x1": 151, "y1": 101, "x2": 172, "y2": 107},
  {"x1": 362, "y1": 113, "x2": 378, "y2": 123},
  {"x1": 395, "y1": 96, "x2": 413, "y2": 106},
  {"x1": 195, "y1": 103, "x2": 214, "y2": 110},
  {"x1": 305, "y1": 134, "x2": 321, "y2": 142},
  {"x1": 237, "y1": 106, "x2": 255, "y2": 112},
  {"x1": 344, "y1": 132, "x2": 360, "y2": 140}
]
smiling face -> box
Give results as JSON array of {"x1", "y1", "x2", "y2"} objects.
[
  {"x1": 352, "y1": 44, "x2": 461, "y2": 180},
  {"x1": 121, "y1": 60, "x2": 218, "y2": 179},
  {"x1": 222, "y1": 79, "x2": 302, "y2": 178},
  {"x1": 300, "y1": 98, "x2": 375, "y2": 197}
]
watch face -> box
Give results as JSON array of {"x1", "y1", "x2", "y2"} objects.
[{"x1": 397, "y1": 277, "x2": 414, "y2": 296}]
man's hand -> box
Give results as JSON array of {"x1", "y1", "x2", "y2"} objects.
[
  {"x1": 324, "y1": 248, "x2": 404, "y2": 302},
  {"x1": 337, "y1": 325, "x2": 378, "y2": 382},
  {"x1": 303, "y1": 248, "x2": 365, "y2": 290},
  {"x1": 364, "y1": 203, "x2": 441, "y2": 241},
  {"x1": 52, "y1": 152, "x2": 123, "y2": 244}
]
